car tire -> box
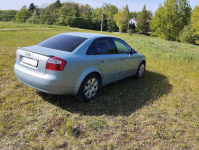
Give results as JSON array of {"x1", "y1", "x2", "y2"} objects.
[
  {"x1": 76, "y1": 73, "x2": 100, "y2": 102},
  {"x1": 135, "y1": 62, "x2": 145, "y2": 79}
]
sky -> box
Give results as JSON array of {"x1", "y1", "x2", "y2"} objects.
[{"x1": 0, "y1": 0, "x2": 199, "y2": 12}]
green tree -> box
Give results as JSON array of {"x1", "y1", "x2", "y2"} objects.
[
  {"x1": 130, "y1": 11, "x2": 151, "y2": 20},
  {"x1": 147, "y1": 10, "x2": 153, "y2": 20},
  {"x1": 114, "y1": 4, "x2": 130, "y2": 32},
  {"x1": 91, "y1": 7, "x2": 102, "y2": 31},
  {"x1": 114, "y1": 10, "x2": 122, "y2": 32},
  {"x1": 191, "y1": 5, "x2": 199, "y2": 44},
  {"x1": 28, "y1": 3, "x2": 36, "y2": 13},
  {"x1": 27, "y1": 9, "x2": 38, "y2": 24},
  {"x1": 16, "y1": 7, "x2": 28, "y2": 23},
  {"x1": 104, "y1": 4, "x2": 118, "y2": 32},
  {"x1": 55, "y1": 0, "x2": 62, "y2": 9},
  {"x1": 81, "y1": 4, "x2": 93, "y2": 29},
  {"x1": 39, "y1": 1, "x2": 61, "y2": 25},
  {"x1": 41, "y1": 8, "x2": 56, "y2": 25},
  {"x1": 179, "y1": 25, "x2": 196, "y2": 43},
  {"x1": 0, "y1": 10, "x2": 3, "y2": 21},
  {"x1": 38, "y1": 8, "x2": 46, "y2": 24},
  {"x1": 150, "y1": 0, "x2": 191, "y2": 41},
  {"x1": 129, "y1": 11, "x2": 138, "y2": 19},
  {"x1": 0, "y1": 10, "x2": 3, "y2": 15},
  {"x1": 137, "y1": 5, "x2": 148, "y2": 33},
  {"x1": 0, "y1": 10, "x2": 17, "y2": 21},
  {"x1": 58, "y1": 2, "x2": 79, "y2": 27}
]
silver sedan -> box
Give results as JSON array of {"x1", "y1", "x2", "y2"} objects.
[{"x1": 14, "y1": 33, "x2": 146, "y2": 102}]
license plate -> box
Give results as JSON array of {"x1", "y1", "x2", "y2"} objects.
[{"x1": 21, "y1": 57, "x2": 38, "y2": 67}]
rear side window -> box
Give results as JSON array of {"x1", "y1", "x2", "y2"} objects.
[
  {"x1": 37, "y1": 34, "x2": 87, "y2": 52},
  {"x1": 87, "y1": 37, "x2": 118, "y2": 55}
]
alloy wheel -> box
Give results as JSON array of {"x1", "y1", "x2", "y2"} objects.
[
  {"x1": 139, "y1": 64, "x2": 145, "y2": 77},
  {"x1": 84, "y1": 78, "x2": 98, "y2": 98}
]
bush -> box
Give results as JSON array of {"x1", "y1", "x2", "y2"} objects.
[
  {"x1": 128, "y1": 29, "x2": 134, "y2": 35},
  {"x1": 26, "y1": 17, "x2": 38, "y2": 24},
  {"x1": 195, "y1": 40, "x2": 199, "y2": 45},
  {"x1": 179, "y1": 25, "x2": 196, "y2": 44}
]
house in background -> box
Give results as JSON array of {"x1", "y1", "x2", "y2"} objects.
[
  {"x1": 129, "y1": 18, "x2": 137, "y2": 27},
  {"x1": 129, "y1": 18, "x2": 152, "y2": 33},
  {"x1": 115, "y1": 18, "x2": 151, "y2": 33},
  {"x1": 129, "y1": 18, "x2": 137, "y2": 31}
]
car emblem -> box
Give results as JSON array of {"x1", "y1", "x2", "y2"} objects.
[{"x1": 25, "y1": 52, "x2": 31, "y2": 57}]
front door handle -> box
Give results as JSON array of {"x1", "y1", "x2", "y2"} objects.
[
  {"x1": 101, "y1": 60, "x2": 105, "y2": 63},
  {"x1": 122, "y1": 59, "x2": 125, "y2": 61}
]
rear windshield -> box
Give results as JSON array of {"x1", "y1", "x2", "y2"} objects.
[{"x1": 37, "y1": 34, "x2": 88, "y2": 52}]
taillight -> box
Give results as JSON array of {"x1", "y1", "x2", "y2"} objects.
[{"x1": 46, "y1": 57, "x2": 67, "y2": 71}]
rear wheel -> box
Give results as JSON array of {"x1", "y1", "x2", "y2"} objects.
[
  {"x1": 76, "y1": 73, "x2": 100, "y2": 102},
  {"x1": 135, "y1": 62, "x2": 145, "y2": 79}
]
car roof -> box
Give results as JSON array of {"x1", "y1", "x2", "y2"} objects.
[{"x1": 62, "y1": 32, "x2": 115, "y2": 39}]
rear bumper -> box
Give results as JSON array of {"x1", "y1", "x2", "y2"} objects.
[{"x1": 14, "y1": 64, "x2": 78, "y2": 95}]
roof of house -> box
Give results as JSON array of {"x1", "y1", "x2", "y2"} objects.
[{"x1": 130, "y1": 18, "x2": 137, "y2": 22}]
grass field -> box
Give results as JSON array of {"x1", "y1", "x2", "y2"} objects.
[{"x1": 0, "y1": 22, "x2": 199, "y2": 149}]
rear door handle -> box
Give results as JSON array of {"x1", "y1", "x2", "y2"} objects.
[
  {"x1": 101, "y1": 60, "x2": 105, "y2": 63},
  {"x1": 122, "y1": 59, "x2": 125, "y2": 61}
]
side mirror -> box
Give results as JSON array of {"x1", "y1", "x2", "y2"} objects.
[
  {"x1": 134, "y1": 49, "x2": 138, "y2": 53},
  {"x1": 130, "y1": 49, "x2": 137, "y2": 54}
]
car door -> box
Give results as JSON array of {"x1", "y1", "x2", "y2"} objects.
[
  {"x1": 112, "y1": 38, "x2": 139, "y2": 79},
  {"x1": 88, "y1": 37, "x2": 120, "y2": 84}
]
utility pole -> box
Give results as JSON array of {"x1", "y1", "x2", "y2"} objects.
[
  {"x1": 100, "y1": 3, "x2": 104, "y2": 32},
  {"x1": 92, "y1": 0, "x2": 107, "y2": 32}
]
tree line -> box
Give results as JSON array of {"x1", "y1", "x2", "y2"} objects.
[
  {"x1": 0, "y1": 0, "x2": 152, "y2": 33},
  {"x1": 0, "y1": 0, "x2": 198, "y2": 44}
]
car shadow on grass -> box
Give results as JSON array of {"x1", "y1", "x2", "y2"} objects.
[{"x1": 39, "y1": 71, "x2": 173, "y2": 116}]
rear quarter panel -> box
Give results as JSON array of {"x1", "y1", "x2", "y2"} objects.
[{"x1": 62, "y1": 55, "x2": 103, "y2": 92}]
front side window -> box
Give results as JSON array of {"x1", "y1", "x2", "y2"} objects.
[
  {"x1": 37, "y1": 34, "x2": 88, "y2": 52},
  {"x1": 113, "y1": 38, "x2": 131, "y2": 54},
  {"x1": 86, "y1": 38, "x2": 118, "y2": 55}
]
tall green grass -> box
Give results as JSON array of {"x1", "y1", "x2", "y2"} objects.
[{"x1": 0, "y1": 22, "x2": 199, "y2": 149}]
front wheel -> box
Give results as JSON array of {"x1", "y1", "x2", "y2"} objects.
[
  {"x1": 135, "y1": 62, "x2": 145, "y2": 79},
  {"x1": 76, "y1": 73, "x2": 100, "y2": 102}
]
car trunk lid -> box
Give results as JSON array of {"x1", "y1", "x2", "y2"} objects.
[{"x1": 16, "y1": 45, "x2": 70, "y2": 74}]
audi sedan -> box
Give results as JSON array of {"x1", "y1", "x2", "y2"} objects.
[{"x1": 14, "y1": 33, "x2": 146, "y2": 102}]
